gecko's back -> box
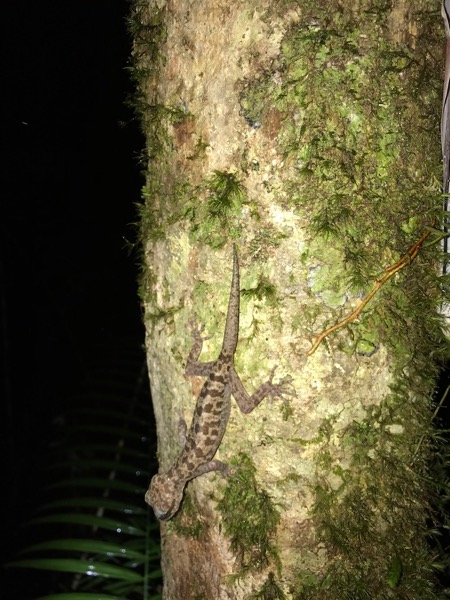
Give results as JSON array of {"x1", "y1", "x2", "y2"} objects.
[
  {"x1": 170, "y1": 244, "x2": 240, "y2": 480},
  {"x1": 145, "y1": 246, "x2": 239, "y2": 519},
  {"x1": 145, "y1": 245, "x2": 293, "y2": 520}
]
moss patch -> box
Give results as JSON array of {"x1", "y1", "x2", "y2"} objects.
[{"x1": 217, "y1": 453, "x2": 281, "y2": 579}]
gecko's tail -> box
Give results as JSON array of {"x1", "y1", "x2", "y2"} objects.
[{"x1": 221, "y1": 243, "x2": 240, "y2": 355}]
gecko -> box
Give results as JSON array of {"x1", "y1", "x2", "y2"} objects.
[{"x1": 145, "y1": 244, "x2": 294, "y2": 520}]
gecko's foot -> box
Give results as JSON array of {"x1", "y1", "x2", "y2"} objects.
[
  {"x1": 189, "y1": 319, "x2": 213, "y2": 343},
  {"x1": 267, "y1": 370, "x2": 297, "y2": 404},
  {"x1": 206, "y1": 460, "x2": 239, "y2": 484},
  {"x1": 223, "y1": 463, "x2": 238, "y2": 478},
  {"x1": 221, "y1": 464, "x2": 240, "y2": 486}
]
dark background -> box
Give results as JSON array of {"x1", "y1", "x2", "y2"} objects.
[{"x1": 1, "y1": 0, "x2": 144, "y2": 592}]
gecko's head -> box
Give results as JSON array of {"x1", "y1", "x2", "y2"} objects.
[{"x1": 145, "y1": 473, "x2": 184, "y2": 521}]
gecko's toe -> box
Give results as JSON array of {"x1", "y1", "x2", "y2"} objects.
[{"x1": 279, "y1": 375, "x2": 297, "y2": 396}]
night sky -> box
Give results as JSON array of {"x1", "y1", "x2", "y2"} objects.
[{"x1": 2, "y1": 0, "x2": 144, "y2": 591}]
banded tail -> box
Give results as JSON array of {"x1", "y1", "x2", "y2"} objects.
[{"x1": 221, "y1": 244, "x2": 240, "y2": 356}]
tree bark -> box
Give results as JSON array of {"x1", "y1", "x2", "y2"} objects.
[{"x1": 130, "y1": 0, "x2": 448, "y2": 598}]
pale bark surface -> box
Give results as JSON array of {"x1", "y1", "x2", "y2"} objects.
[{"x1": 132, "y1": 0, "x2": 446, "y2": 598}]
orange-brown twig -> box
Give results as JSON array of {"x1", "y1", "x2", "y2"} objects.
[{"x1": 307, "y1": 228, "x2": 431, "y2": 356}]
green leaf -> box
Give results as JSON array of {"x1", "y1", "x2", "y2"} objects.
[
  {"x1": 27, "y1": 513, "x2": 145, "y2": 536},
  {"x1": 18, "y1": 538, "x2": 147, "y2": 561},
  {"x1": 58, "y1": 443, "x2": 148, "y2": 460},
  {"x1": 44, "y1": 458, "x2": 148, "y2": 477},
  {"x1": 6, "y1": 558, "x2": 144, "y2": 581},
  {"x1": 36, "y1": 496, "x2": 147, "y2": 515},
  {"x1": 35, "y1": 594, "x2": 124, "y2": 600},
  {"x1": 44, "y1": 477, "x2": 146, "y2": 494}
]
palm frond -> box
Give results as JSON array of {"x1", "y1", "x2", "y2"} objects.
[{"x1": 6, "y1": 342, "x2": 161, "y2": 600}]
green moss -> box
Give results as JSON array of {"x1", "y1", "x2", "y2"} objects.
[
  {"x1": 250, "y1": 0, "x2": 446, "y2": 360},
  {"x1": 239, "y1": 0, "x2": 443, "y2": 357},
  {"x1": 144, "y1": 305, "x2": 180, "y2": 325},
  {"x1": 355, "y1": 332, "x2": 378, "y2": 357},
  {"x1": 386, "y1": 556, "x2": 403, "y2": 589},
  {"x1": 217, "y1": 453, "x2": 281, "y2": 579},
  {"x1": 137, "y1": 186, "x2": 166, "y2": 243},
  {"x1": 127, "y1": 3, "x2": 168, "y2": 156},
  {"x1": 128, "y1": 3, "x2": 254, "y2": 251},
  {"x1": 205, "y1": 170, "x2": 245, "y2": 216},
  {"x1": 293, "y1": 380, "x2": 450, "y2": 599},
  {"x1": 128, "y1": 1, "x2": 189, "y2": 302},
  {"x1": 249, "y1": 572, "x2": 287, "y2": 600},
  {"x1": 183, "y1": 170, "x2": 247, "y2": 248},
  {"x1": 247, "y1": 229, "x2": 288, "y2": 260},
  {"x1": 187, "y1": 137, "x2": 209, "y2": 161},
  {"x1": 242, "y1": 275, "x2": 277, "y2": 304}
]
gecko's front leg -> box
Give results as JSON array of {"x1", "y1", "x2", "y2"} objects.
[{"x1": 230, "y1": 365, "x2": 296, "y2": 414}]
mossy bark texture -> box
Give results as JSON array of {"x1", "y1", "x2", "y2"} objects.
[{"x1": 131, "y1": 0, "x2": 449, "y2": 598}]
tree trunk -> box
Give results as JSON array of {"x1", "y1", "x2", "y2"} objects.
[{"x1": 130, "y1": 0, "x2": 448, "y2": 598}]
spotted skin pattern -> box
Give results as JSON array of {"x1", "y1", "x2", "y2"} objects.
[{"x1": 145, "y1": 245, "x2": 294, "y2": 520}]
